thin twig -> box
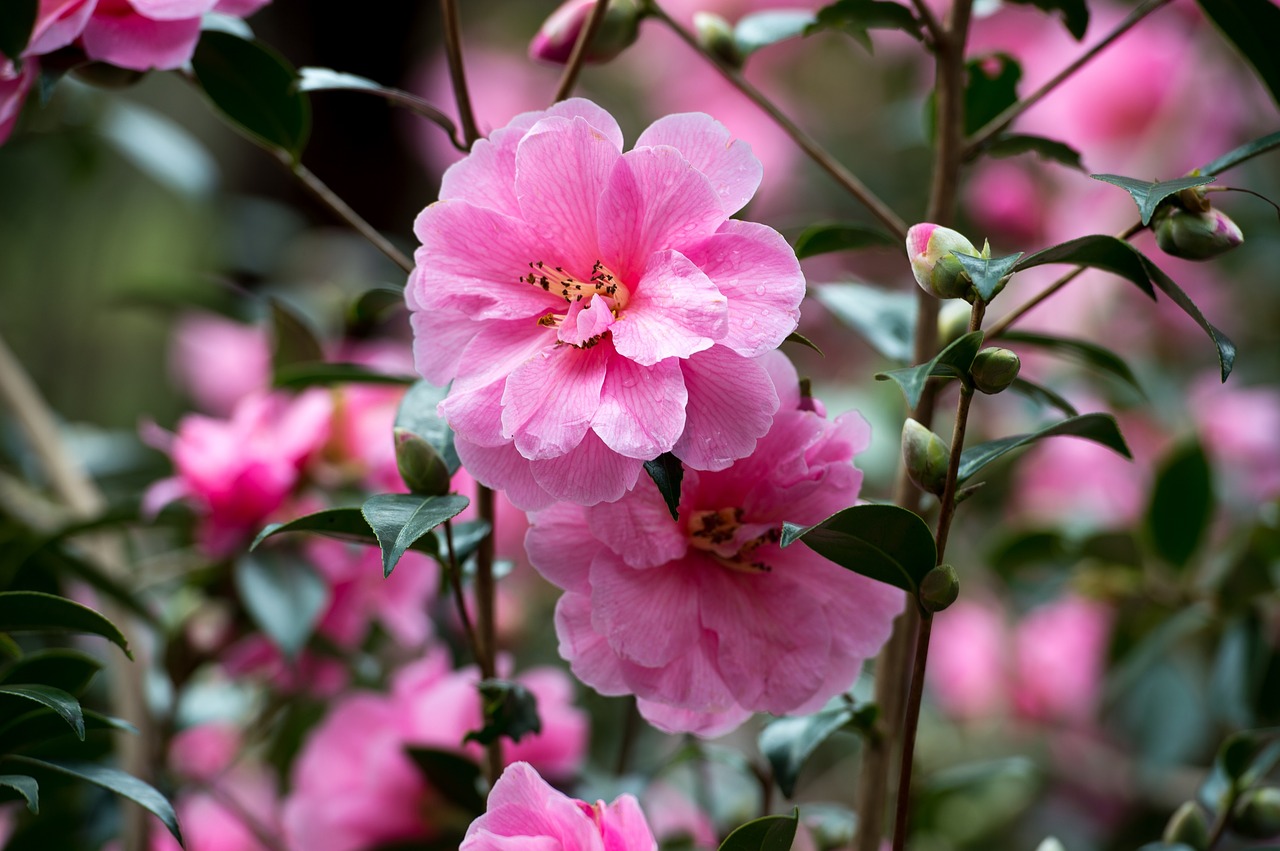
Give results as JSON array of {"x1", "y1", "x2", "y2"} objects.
[
  {"x1": 963, "y1": 0, "x2": 1175, "y2": 157},
  {"x1": 554, "y1": 0, "x2": 611, "y2": 102},
  {"x1": 908, "y1": 0, "x2": 944, "y2": 50},
  {"x1": 646, "y1": 1, "x2": 908, "y2": 241},
  {"x1": 306, "y1": 84, "x2": 468, "y2": 152},
  {"x1": 440, "y1": 0, "x2": 480, "y2": 147},
  {"x1": 442, "y1": 520, "x2": 481, "y2": 664},
  {"x1": 474, "y1": 483, "x2": 502, "y2": 784}
]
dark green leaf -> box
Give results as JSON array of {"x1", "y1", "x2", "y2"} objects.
[
  {"x1": 0, "y1": 708, "x2": 134, "y2": 756},
  {"x1": 1090, "y1": 174, "x2": 1217, "y2": 225},
  {"x1": 464, "y1": 679, "x2": 541, "y2": 746},
  {"x1": 192, "y1": 30, "x2": 310, "y2": 159},
  {"x1": 253, "y1": 506, "x2": 384, "y2": 551},
  {"x1": 269, "y1": 298, "x2": 324, "y2": 372},
  {"x1": 1004, "y1": 0, "x2": 1088, "y2": 39},
  {"x1": 1196, "y1": 0, "x2": 1280, "y2": 107},
  {"x1": 951, "y1": 251, "x2": 1022, "y2": 302},
  {"x1": 347, "y1": 287, "x2": 406, "y2": 329},
  {"x1": 1137, "y1": 255, "x2": 1236, "y2": 381},
  {"x1": 734, "y1": 10, "x2": 816, "y2": 57},
  {"x1": 999, "y1": 330, "x2": 1143, "y2": 394},
  {"x1": 805, "y1": 0, "x2": 922, "y2": 50},
  {"x1": 1145, "y1": 441, "x2": 1214, "y2": 570},
  {"x1": 0, "y1": 649, "x2": 103, "y2": 697},
  {"x1": 234, "y1": 553, "x2": 327, "y2": 659},
  {"x1": 3, "y1": 756, "x2": 182, "y2": 845},
  {"x1": 964, "y1": 54, "x2": 1021, "y2": 136},
  {"x1": 396, "y1": 381, "x2": 461, "y2": 478},
  {"x1": 644, "y1": 453, "x2": 684, "y2": 521},
  {"x1": 30, "y1": 546, "x2": 159, "y2": 628},
  {"x1": 449, "y1": 520, "x2": 493, "y2": 566},
  {"x1": 815, "y1": 283, "x2": 916, "y2": 362},
  {"x1": 0, "y1": 775, "x2": 37, "y2": 813},
  {"x1": 783, "y1": 331, "x2": 824, "y2": 356},
  {"x1": 361, "y1": 493, "x2": 469, "y2": 578},
  {"x1": 718, "y1": 809, "x2": 800, "y2": 851},
  {"x1": 0, "y1": 592, "x2": 130, "y2": 659},
  {"x1": 1009, "y1": 378, "x2": 1078, "y2": 417},
  {"x1": 781, "y1": 504, "x2": 937, "y2": 594},
  {"x1": 983, "y1": 133, "x2": 1084, "y2": 170},
  {"x1": 404, "y1": 748, "x2": 486, "y2": 815},
  {"x1": 273, "y1": 361, "x2": 414, "y2": 389},
  {"x1": 0, "y1": 0, "x2": 37, "y2": 63},
  {"x1": 0, "y1": 686, "x2": 84, "y2": 740},
  {"x1": 957, "y1": 413, "x2": 1131, "y2": 484},
  {"x1": 792, "y1": 222, "x2": 897, "y2": 259},
  {"x1": 1200, "y1": 130, "x2": 1280, "y2": 176},
  {"x1": 1208, "y1": 614, "x2": 1266, "y2": 728},
  {"x1": 759, "y1": 705, "x2": 860, "y2": 798},
  {"x1": 876, "y1": 331, "x2": 984, "y2": 409},
  {"x1": 988, "y1": 529, "x2": 1068, "y2": 578}
]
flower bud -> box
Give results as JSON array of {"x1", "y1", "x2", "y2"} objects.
[
  {"x1": 394, "y1": 427, "x2": 451, "y2": 496},
  {"x1": 1153, "y1": 206, "x2": 1243, "y2": 260},
  {"x1": 937, "y1": 300, "x2": 972, "y2": 347},
  {"x1": 693, "y1": 12, "x2": 743, "y2": 68},
  {"x1": 906, "y1": 223, "x2": 980, "y2": 300},
  {"x1": 1234, "y1": 787, "x2": 1280, "y2": 839},
  {"x1": 1162, "y1": 801, "x2": 1209, "y2": 851},
  {"x1": 902, "y1": 418, "x2": 950, "y2": 496},
  {"x1": 920, "y1": 563, "x2": 960, "y2": 612},
  {"x1": 529, "y1": 0, "x2": 642, "y2": 65},
  {"x1": 970, "y1": 347, "x2": 1021, "y2": 395}
]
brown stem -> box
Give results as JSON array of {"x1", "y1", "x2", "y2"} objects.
[
  {"x1": 890, "y1": 606, "x2": 933, "y2": 851},
  {"x1": 963, "y1": 0, "x2": 1174, "y2": 157},
  {"x1": 442, "y1": 520, "x2": 481, "y2": 666},
  {"x1": 310, "y1": 85, "x2": 468, "y2": 152},
  {"x1": 440, "y1": 0, "x2": 480, "y2": 147},
  {"x1": 646, "y1": 1, "x2": 908, "y2": 241},
  {"x1": 908, "y1": 0, "x2": 944, "y2": 47},
  {"x1": 474, "y1": 482, "x2": 502, "y2": 784},
  {"x1": 554, "y1": 0, "x2": 611, "y2": 102}
]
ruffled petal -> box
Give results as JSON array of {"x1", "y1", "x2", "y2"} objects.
[
  {"x1": 634, "y1": 112, "x2": 762, "y2": 216},
  {"x1": 526, "y1": 503, "x2": 600, "y2": 594},
  {"x1": 591, "y1": 349, "x2": 688, "y2": 459},
  {"x1": 636, "y1": 699, "x2": 753, "y2": 738},
  {"x1": 610, "y1": 249, "x2": 726, "y2": 366},
  {"x1": 80, "y1": 10, "x2": 201, "y2": 70},
  {"x1": 455, "y1": 438, "x2": 555, "y2": 512},
  {"x1": 502, "y1": 343, "x2": 609, "y2": 460},
  {"x1": 440, "y1": 378, "x2": 507, "y2": 447},
  {"x1": 673, "y1": 347, "x2": 778, "y2": 471},
  {"x1": 528, "y1": 430, "x2": 644, "y2": 505},
  {"x1": 554, "y1": 593, "x2": 630, "y2": 695},
  {"x1": 589, "y1": 553, "x2": 700, "y2": 667},
  {"x1": 585, "y1": 477, "x2": 688, "y2": 569}
]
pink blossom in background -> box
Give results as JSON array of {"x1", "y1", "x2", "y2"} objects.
[
  {"x1": 926, "y1": 598, "x2": 1009, "y2": 720},
  {"x1": 528, "y1": 353, "x2": 902, "y2": 735},
  {"x1": 1189, "y1": 375, "x2": 1280, "y2": 502},
  {"x1": 168, "y1": 722, "x2": 241, "y2": 783},
  {"x1": 462, "y1": 762, "x2": 657, "y2": 851},
  {"x1": 150, "y1": 770, "x2": 281, "y2": 851},
  {"x1": 408, "y1": 98, "x2": 805, "y2": 509},
  {"x1": 641, "y1": 782, "x2": 718, "y2": 850},
  {"x1": 169, "y1": 313, "x2": 271, "y2": 416},
  {"x1": 307, "y1": 539, "x2": 438, "y2": 649},
  {"x1": 1013, "y1": 595, "x2": 1113, "y2": 723},
  {"x1": 219, "y1": 636, "x2": 349, "y2": 696}
]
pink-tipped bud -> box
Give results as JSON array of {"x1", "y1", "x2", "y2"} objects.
[
  {"x1": 529, "y1": 0, "x2": 642, "y2": 65},
  {"x1": 906, "y1": 223, "x2": 980, "y2": 300},
  {"x1": 1154, "y1": 206, "x2": 1244, "y2": 260}
]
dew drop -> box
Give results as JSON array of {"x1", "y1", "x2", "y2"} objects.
[{"x1": 754, "y1": 285, "x2": 766, "y2": 296}]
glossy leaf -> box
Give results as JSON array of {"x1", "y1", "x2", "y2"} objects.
[
  {"x1": 1009, "y1": 378, "x2": 1078, "y2": 417},
  {"x1": 983, "y1": 133, "x2": 1084, "y2": 170},
  {"x1": 805, "y1": 0, "x2": 922, "y2": 50},
  {"x1": 234, "y1": 553, "x2": 327, "y2": 659},
  {"x1": 404, "y1": 747, "x2": 486, "y2": 815},
  {"x1": 815, "y1": 283, "x2": 916, "y2": 362},
  {"x1": 0, "y1": 592, "x2": 130, "y2": 659},
  {"x1": 0, "y1": 649, "x2": 103, "y2": 697},
  {"x1": 1090, "y1": 174, "x2": 1217, "y2": 224},
  {"x1": 964, "y1": 54, "x2": 1021, "y2": 135},
  {"x1": 734, "y1": 10, "x2": 815, "y2": 57},
  {"x1": 952, "y1": 251, "x2": 1022, "y2": 302},
  {"x1": 1196, "y1": 0, "x2": 1280, "y2": 106},
  {"x1": 999, "y1": 330, "x2": 1143, "y2": 394},
  {"x1": 396, "y1": 381, "x2": 461, "y2": 478},
  {"x1": 782, "y1": 504, "x2": 937, "y2": 594},
  {"x1": 3, "y1": 756, "x2": 182, "y2": 845},
  {"x1": 0, "y1": 686, "x2": 84, "y2": 740},
  {"x1": 273, "y1": 361, "x2": 414, "y2": 389},
  {"x1": 0, "y1": 774, "x2": 37, "y2": 813},
  {"x1": 760, "y1": 704, "x2": 869, "y2": 798},
  {"x1": 1200, "y1": 130, "x2": 1280, "y2": 176},
  {"x1": 876, "y1": 331, "x2": 984, "y2": 409},
  {"x1": 1138, "y1": 255, "x2": 1236, "y2": 381},
  {"x1": 269, "y1": 298, "x2": 324, "y2": 372},
  {"x1": 361, "y1": 493, "x2": 469, "y2": 578},
  {"x1": 0, "y1": 0, "x2": 37, "y2": 63},
  {"x1": 449, "y1": 520, "x2": 493, "y2": 567},
  {"x1": 719, "y1": 809, "x2": 800, "y2": 851},
  {"x1": 957, "y1": 413, "x2": 1131, "y2": 484},
  {"x1": 0, "y1": 708, "x2": 134, "y2": 757},
  {"x1": 793, "y1": 222, "x2": 897, "y2": 259},
  {"x1": 192, "y1": 30, "x2": 310, "y2": 159},
  {"x1": 1145, "y1": 441, "x2": 1214, "y2": 569},
  {"x1": 644, "y1": 453, "x2": 684, "y2": 521},
  {"x1": 1004, "y1": 0, "x2": 1088, "y2": 38},
  {"x1": 465, "y1": 679, "x2": 541, "y2": 746},
  {"x1": 253, "y1": 507, "x2": 383, "y2": 550}
]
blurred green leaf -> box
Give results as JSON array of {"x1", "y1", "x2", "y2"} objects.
[
  {"x1": 982, "y1": 133, "x2": 1084, "y2": 170},
  {"x1": 988, "y1": 529, "x2": 1068, "y2": 578},
  {"x1": 0, "y1": 592, "x2": 130, "y2": 659},
  {"x1": 805, "y1": 0, "x2": 922, "y2": 50},
  {"x1": 1106, "y1": 604, "x2": 1212, "y2": 705},
  {"x1": 964, "y1": 54, "x2": 1020, "y2": 135},
  {"x1": 957, "y1": 413, "x2": 1131, "y2": 484},
  {"x1": 1138, "y1": 254, "x2": 1236, "y2": 382},
  {"x1": 734, "y1": 10, "x2": 815, "y2": 57},
  {"x1": 0, "y1": 0, "x2": 37, "y2": 63},
  {"x1": 253, "y1": 507, "x2": 384, "y2": 550},
  {"x1": 815, "y1": 283, "x2": 916, "y2": 362},
  {"x1": 1201, "y1": 130, "x2": 1280, "y2": 176},
  {"x1": 0, "y1": 686, "x2": 83, "y2": 740},
  {"x1": 1144, "y1": 441, "x2": 1214, "y2": 569},
  {"x1": 234, "y1": 553, "x2": 327, "y2": 659},
  {"x1": 362, "y1": 493, "x2": 469, "y2": 578},
  {"x1": 759, "y1": 704, "x2": 869, "y2": 798},
  {"x1": 1003, "y1": 0, "x2": 1088, "y2": 38},
  {"x1": 465, "y1": 679, "x2": 540, "y2": 746},
  {"x1": 269, "y1": 298, "x2": 324, "y2": 372},
  {"x1": 1009, "y1": 378, "x2": 1078, "y2": 417},
  {"x1": 792, "y1": 222, "x2": 897, "y2": 259},
  {"x1": 273, "y1": 361, "x2": 414, "y2": 389},
  {"x1": 782, "y1": 504, "x2": 936, "y2": 594},
  {"x1": 877, "y1": 331, "x2": 984, "y2": 409},
  {"x1": 644, "y1": 453, "x2": 684, "y2": 521},
  {"x1": 30, "y1": 547, "x2": 159, "y2": 628},
  {"x1": 404, "y1": 747, "x2": 486, "y2": 815},
  {"x1": 1090, "y1": 174, "x2": 1217, "y2": 225},
  {"x1": 0, "y1": 650, "x2": 103, "y2": 697},
  {"x1": 396, "y1": 381, "x2": 461, "y2": 478},
  {"x1": 999, "y1": 330, "x2": 1143, "y2": 394},
  {"x1": 952, "y1": 252, "x2": 1022, "y2": 302},
  {"x1": 1196, "y1": 0, "x2": 1280, "y2": 107},
  {"x1": 192, "y1": 30, "x2": 311, "y2": 159},
  {"x1": 0, "y1": 708, "x2": 134, "y2": 756},
  {"x1": 719, "y1": 809, "x2": 799, "y2": 851},
  {"x1": 1208, "y1": 614, "x2": 1267, "y2": 728},
  {"x1": 0, "y1": 774, "x2": 37, "y2": 813}
]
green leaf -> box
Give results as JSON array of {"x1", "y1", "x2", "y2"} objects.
[
  {"x1": 1105, "y1": 603, "x2": 1212, "y2": 705},
  {"x1": 0, "y1": 708, "x2": 135, "y2": 756},
  {"x1": 396, "y1": 381, "x2": 461, "y2": 478},
  {"x1": 988, "y1": 529, "x2": 1069, "y2": 579},
  {"x1": 982, "y1": 133, "x2": 1084, "y2": 170},
  {"x1": 30, "y1": 546, "x2": 160, "y2": 628},
  {"x1": 464, "y1": 679, "x2": 541, "y2": 746},
  {"x1": 718, "y1": 809, "x2": 800, "y2": 851},
  {"x1": 815, "y1": 283, "x2": 916, "y2": 362},
  {"x1": 1200, "y1": 130, "x2": 1280, "y2": 176},
  {"x1": 404, "y1": 747, "x2": 486, "y2": 815},
  {"x1": 1003, "y1": 0, "x2": 1088, "y2": 39},
  {"x1": 792, "y1": 222, "x2": 897, "y2": 259},
  {"x1": 252, "y1": 506, "x2": 385, "y2": 551},
  {"x1": 0, "y1": 649, "x2": 103, "y2": 697},
  {"x1": 234, "y1": 553, "x2": 327, "y2": 659},
  {"x1": 783, "y1": 331, "x2": 824, "y2": 357},
  {"x1": 1144, "y1": 441, "x2": 1214, "y2": 570},
  {"x1": 957, "y1": 413, "x2": 1131, "y2": 484},
  {"x1": 0, "y1": 592, "x2": 130, "y2": 659},
  {"x1": 1009, "y1": 378, "x2": 1078, "y2": 417},
  {"x1": 951, "y1": 251, "x2": 1022, "y2": 302},
  {"x1": 964, "y1": 54, "x2": 1021, "y2": 136},
  {"x1": 0, "y1": 0, "x2": 37, "y2": 63},
  {"x1": 0, "y1": 686, "x2": 84, "y2": 740},
  {"x1": 273, "y1": 361, "x2": 414, "y2": 390},
  {"x1": 361, "y1": 493, "x2": 469, "y2": 578},
  {"x1": 1208, "y1": 614, "x2": 1267, "y2": 728},
  {"x1": 1090, "y1": 174, "x2": 1217, "y2": 225},
  {"x1": 192, "y1": 30, "x2": 311, "y2": 159},
  {"x1": 643, "y1": 453, "x2": 684, "y2": 521},
  {"x1": 1137, "y1": 255, "x2": 1236, "y2": 382},
  {"x1": 734, "y1": 10, "x2": 816, "y2": 57},
  {"x1": 269, "y1": 298, "x2": 324, "y2": 372},
  {"x1": 999, "y1": 330, "x2": 1143, "y2": 394},
  {"x1": 0, "y1": 775, "x2": 37, "y2": 813},
  {"x1": 1196, "y1": 0, "x2": 1280, "y2": 107},
  {"x1": 805, "y1": 0, "x2": 922, "y2": 50},
  {"x1": 876, "y1": 330, "x2": 984, "y2": 409},
  {"x1": 759, "y1": 705, "x2": 863, "y2": 798},
  {"x1": 347, "y1": 286, "x2": 406, "y2": 330},
  {"x1": 781, "y1": 504, "x2": 937, "y2": 594},
  {"x1": 3, "y1": 756, "x2": 182, "y2": 845},
  {"x1": 449, "y1": 520, "x2": 493, "y2": 566}
]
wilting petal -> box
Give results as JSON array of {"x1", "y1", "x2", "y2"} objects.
[
  {"x1": 673, "y1": 346, "x2": 778, "y2": 471},
  {"x1": 635, "y1": 112, "x2": 762, "y2": 216}
]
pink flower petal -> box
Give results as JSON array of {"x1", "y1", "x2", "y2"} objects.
[
  {"x1": 555, "y1": 593, "x2": 630, "y2": 695},
  {"x1": 673, "y1": 347, "x2": 778, "y2": 471},
  {"x1": 502, "y1": 343, "x2": 609, "y2": 460},
  {"x1": 463, "y1": 763, "x2": 603, "y2": 851},
  {"x1": 456, "y1": 438, "x2": 556, "y2": 512},
  {"x1": 528, "y1": 430, "x2": 644, "y2": 505},
  {"x1": 441, "y1": 378, "x2": 508, "y2": 447},
  {"x1": 126, "y1": 0, "x2": 218, "y2": 20},
  {"x1": 634, "y1": 112, "x2": 763, "y2": 216},
  {"x1": 610, "y1": 249, "x2": 726, "y2": 366},
  {"x1": 637, "y1": 699, "x2": 752, "y2": 738},
  {"x1": 28, "y1": 0, "x2": 96, "y2": 55},
  {"x1": 558, "y1": 294, "x2": 615, "y2": 347},
  {"x1": 525, "y1": 503, "x2": 601, "y2": 594},
  {"x1": 81, "y1": 10, "x2": 201, "y2": 70},
  {"x1": 585, "y1": 478, "x2": 687, "y2": 569},
  {"x1": 591, "y1": 350, "x2": 687, "y2": 459},
  {"x1": 589, "y1": 553, "x2": 699, "y2": 668}
]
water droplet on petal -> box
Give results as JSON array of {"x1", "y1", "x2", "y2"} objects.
[{"x1": 755, "y1": 285, "x2": 766, "y2": 296}]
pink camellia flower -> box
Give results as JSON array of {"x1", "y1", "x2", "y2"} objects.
[
  {"x1": 1190, "y1": 375, "x2": 1280, "y2": 502},
  {"x1": 0, "y1": 61, "x2": 35, "y2": 145},
  {"x1": 307, "y1": 539, "x2": 439, "y2": 650},
  {"x1": 149, "y1": 769, "x2": 281, "y2": 851},
  {"x1": 406, "y1": 98, "x2": 805, "y2": 510},
  {"x1": 169, "y1": 722, "x2": 241, "y2": 783},
  {"x1": 169, "y1": 312, "x2": 272, "y2": 417},
  {"x1": 926, "y1": 598, "x2": 1009, "y2": 720},
  {"x1": 527, "y1": 354, "x2": 903, "y2": 735},
  {"x1": 462, "y1": 762, "x2": 656, "y2": 851},
  {"x1": 81, "y1": 0, "x2": 271, "y2": 72},
  {"x1": 1012, "y1": 594, "x2": 1112, "y2": 723}
]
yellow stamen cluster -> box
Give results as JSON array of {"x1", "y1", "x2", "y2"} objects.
[
  {"x1": 688, "y1": 507, "x2": 781, "y2": 574},
  {"x1": 521, "y1": 260, "x2": 620, "y2": 303}
]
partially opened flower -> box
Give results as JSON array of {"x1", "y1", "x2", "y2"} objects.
[
  {"x1": 526, "y1": 354, "x2": 903, "y2": 735},
  {"x1": 407, "y1": 98, "x2": 805, "y2": 509}
]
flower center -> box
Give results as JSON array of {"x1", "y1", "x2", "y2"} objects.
[
  {"x1": 522, "y1": 260, "x2": 627, "y2": 306},
  {"x1": 522, "y1": 260, "x2": 629, "y2": 347},
  {"x1": 687, "y1": 507, "x2": 780, "y2": 574}
]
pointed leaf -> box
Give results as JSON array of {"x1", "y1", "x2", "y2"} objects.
[
  {"x1": 783, "y1": 331, "x2": 824, "y2": 357},
  {"x1": 0, "y1": 686, "x2": 84, "y2": 740},
  {"x1": 1009, "y1": 378, "x2": 1078, "y2": 417},
  {"x1": 816, "y1": 283, "x2": 917, "y2": 362},
  {"x1": 760, "y1": 705, "x2": 862, "y2": 798},
  {"x1": 643, "y1": 453, "x2": 684, "y2": 521},
  {"x1": 1091, "y1": 174, "x2": 1217, "y2": 224},
  {"x1": 1201, "y1": 130, "x2": 1280, "y2": 176},
  {"x1": 999, "y1": 330, "x2": 1143, "y2": 394},
  {"x1": 0, "y1": 709, "x2": 136, "y2": 755},
  {"x1": 269, "y1": 298, "x2": 324, "y2": 372},
  {"x1": 781, "y1": 504, "x2": 937, "y2": 594},
  {"x1": 805, "y1": 0, "x2": 923, "y2": 49},
  {"x1": 0, "y1": 775, "x2": 37, "y2": 813},
  {"x1": 3, "y1": 756, "x2": 182, "y2": 845},
  {"x1": 0, "y1": 592, "x2": 130, "y2": 659},
  {"x1": 273, "y1": 361, "x2": 414, "y2": 390},
  {"x1": 1014, "y1": 234, "x2": 1155, "y2": 297},
  {"x1": 1137, "y1": 255, "x2": 1236, "y2": 381},
  {"x1": 957, "y1": 413, "x2": 1131, "y2": 484},
  {"x1": 396, "y1": 381, "x2": 461, "y2": 477},
  {"x1": 0, "y1": 0, "x2": 37, "y2": 63},
  {"x1": 734, "y1": 10, "x2": 816, "y2": 57},
  {"x1": 0, "y1": 649, "x2": 103, "y2": 697},
  {"x1": 361, "y1": 493, "x2": 469, "y2": 577},
  {"x1": 983, "y1": 133, "x2": 1084, "y2": 170},
  {"x1": 234, "y1": 553, "x2": 327, "y2": 659},
  {"x1": 1145, "y1": 441, "x2": 1214, "y2": 570},
  {"x1": 253, "y1": 506, "x2": 381, "y2": 550},
  {"x1": 1004, "y1": 0, "x2": 1088, "y2": 38},
  {"x1": 792, "y1": 222, "x2": 897, "y2": 259},
  {"x1": 876, "y1": 331, "x2": 984, "y2": 409},
  {"x1": 1196, "y1": 0, "x2": 1280, "y2": 107},
  {"x1": 464, "y1": 679, "x2": 541, "y2": 746},
  {"x1": 449, "y1": 520, "x2": 493, "y2": 566},
  {"x1": 719, "y1": 809, "x2": 800, "y2": 851},
  {"x1": 404, "y1": 747, "x2": 486, "y2": 815},
  {"x1": 952, "y1": 251, "x2": 1023, "y2": 302},
  {"x1": 31, "y1": 546, "x2": 159, "y2": 628}
]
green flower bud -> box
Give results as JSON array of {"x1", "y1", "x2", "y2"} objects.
[
  {"x1": 902, "y1": 418, "x2": 950, "y2": 496},
  {"x1": 970, "y1": 347, "x2": 1021, "y2": 395},
  {"x1": 1162, "y1": 801, "x2": 1209, "y2": 851},
  {"x1": 1153, "y1": 206, "x2": 1244, "y2": 261},
  {"x1": 937, "y1": 300, "x2": 972, "y2": 347},
  {"x1": 394, "y1": 427, "x2": 451, "y2": 496},
  {"x1": 920, "y1": 563, "x2": 959, "y2": 612},
  {"x1": 693, "y1": 12, "x2": 743, "y2": 68},
  {"x1": 1234, "y1": 787, "x2": 1280, "y2": 839},
  {"x1": 906, "y1": 223, "x2": 979, "y2": 301}
]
